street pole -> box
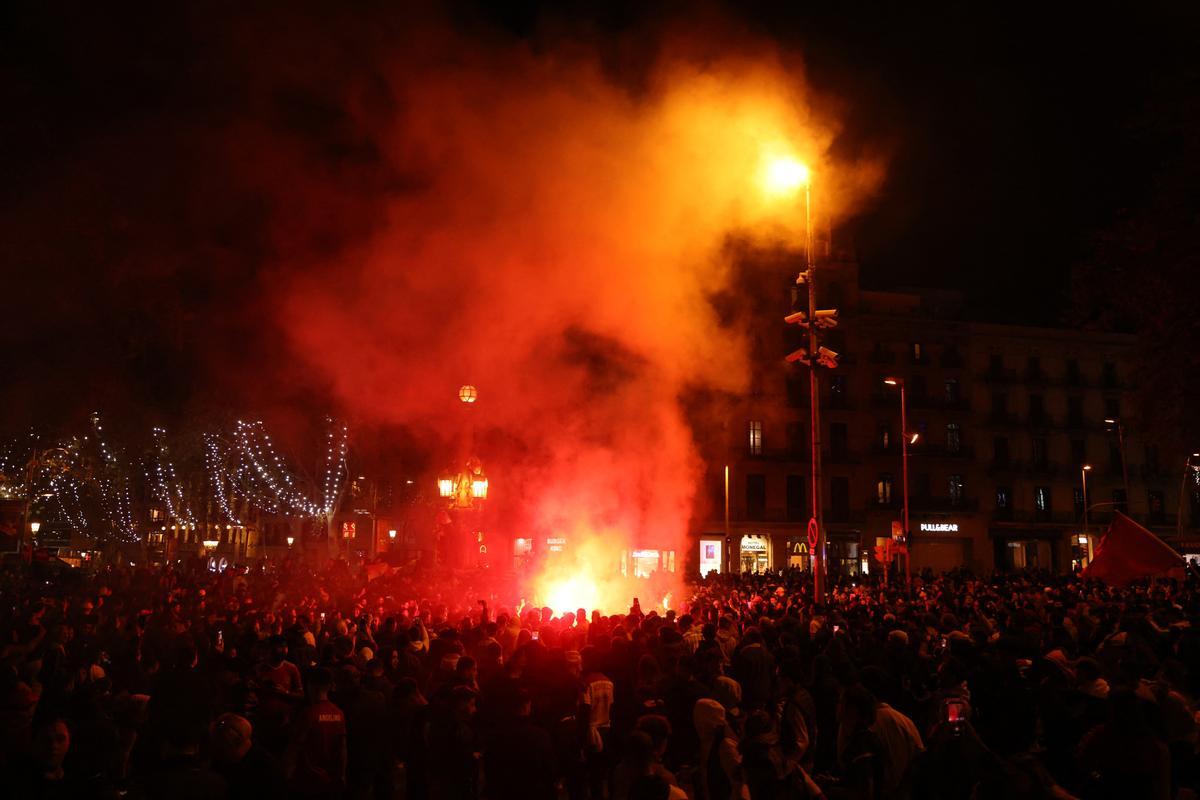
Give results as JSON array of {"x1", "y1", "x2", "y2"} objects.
[
  {"x1": 1082, "y1": 466, "x2": 1090, "y2": 532},
  {"x1": 899, "y1": 382, "x2": 911, "y2": 589},
  {"x1": 1106, "y1": 419, "x2": 1130, "y2": 513},
  {"x1": 723, "y1": 464, "x2": 731, "y2": 574},
  {"x1": 1176, "y1": 454, "x2": 1198, "y2": 538},
  {"x1": 806, "y1": 182, "x2": 825, "y2": 604}
]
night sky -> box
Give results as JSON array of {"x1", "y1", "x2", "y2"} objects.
[{"x1": 2, "y1": 1, "x2": 1196, "y2": 431}]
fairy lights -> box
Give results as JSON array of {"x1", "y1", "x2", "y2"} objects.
[
  {"x1": 230, "y1": 419, "x2": 349, "y2": 518},
  {"x1": 147, "y1": 427, "x2": 196, "y2": 527}
]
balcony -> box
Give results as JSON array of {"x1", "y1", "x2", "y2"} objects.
[
  {"x1": 1026, "y1": 461, "x2": 1060, "y2": 477},
  {"x1": 940, "y1": 350, "x2": 965, "y2": 369},
  {"x1": 869, "y1": 349, "x2": 896, "y2": 365},
  {"x1": 983, "y1": 368, "x2": 1018, "y2": 385},
  {"x1": 1026, "y1": 412, "x2": 1054, "y2": 431},
  {"x1": 910, "y1": 496, "x2": 980, "y2": 513}
]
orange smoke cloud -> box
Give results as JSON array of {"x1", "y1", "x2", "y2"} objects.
[{"x1": 277, "y1": 30, "x2": 881, "y2": 610}]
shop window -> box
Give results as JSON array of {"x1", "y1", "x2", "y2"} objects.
[
  {"x1": 739, "y1": 535, "x2": 771, "y2": 574},
  {"x1": 748, "y1": 420, "x2": 763, "y2": 456},
  {"x1": 699, "y1": 540, "x2": 723, "y2": 575}
]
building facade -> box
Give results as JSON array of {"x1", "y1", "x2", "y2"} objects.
[{"x1": 695, "y1": 257, "x2": 1199, "y2": 577}]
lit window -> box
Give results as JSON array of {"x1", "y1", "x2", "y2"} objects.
[
  {"x1": 912, "y1": 342, "x2": 923, "y2": 361},
  {"x1": 877, "y1": 474, "x2": 893, "y2": 505},
  {"x1": 944, "y1": 378, "x2": 960, "y2": 404},
  {"x1": 879, "y1": 425, "x2": 891, "y2": 450},
  {"x1": 748, "y1": 421, "x2": 763, "y2": 455},
  {"x1": 995, "y1": 487, "x2": 1010, "y2": 509},
  {"x1": 949, "y1": 475, "x2": 964, "y2": 505},
  {"x1": 946, "y1": 423, "x2": 961, "y2": 454},
  {"x1": 1035, "y1": 486, "x2": 1050, "y2": 512}
]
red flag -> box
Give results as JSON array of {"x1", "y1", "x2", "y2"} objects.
[
  {"x1": 364, "y1": 561, "x2": 391, "y2": 582},
  {"x1": 1083, "y1": 511, "x2": 1185, "y2": 585}
]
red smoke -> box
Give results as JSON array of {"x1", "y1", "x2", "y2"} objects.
[{"x1": 271, "y1": 26, "x2": 882, "y2": 609}]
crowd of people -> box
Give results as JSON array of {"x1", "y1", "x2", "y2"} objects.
[{"x1": 1, "y1": 557, "x2": 1198, "y2": 800}]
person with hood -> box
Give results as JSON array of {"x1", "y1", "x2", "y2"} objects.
[{"x1": 693, "y1": 698, "x2": 742, "y2": 800}]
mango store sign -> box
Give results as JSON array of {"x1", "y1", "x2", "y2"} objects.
[{"x1": 919, "y1": 522, "x2": 959, "y2": 533}]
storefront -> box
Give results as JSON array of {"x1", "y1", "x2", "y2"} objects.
[
  {"x1": 1070, "y1": 532, "x2": 1094, "y2": 572},
  {"x1": 991, "y1": 531, "x2": 1060, "y2": 571},
  {"x1": 739, "y1": 534, "x2": 772, "y2": 573},
  {"x1": 624, "y1": 548, "x2": 676, "y2": 578},
  {"x1": 908, "y1": 518, "x2": 978, "y2": 573},
  {"x1": 698, "y1": 538, "x2": 724, "y2": 575},
  {"x1": 785, "y1": 537, "x2": 810, "y2": 570}
]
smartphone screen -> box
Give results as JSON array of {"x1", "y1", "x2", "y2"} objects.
[
  {"x1": 947, "y1": 700, "x2": 964, "y2": 723},
  {"x1": 531, "y1": 630, "x2": 539, "y2": 641}
]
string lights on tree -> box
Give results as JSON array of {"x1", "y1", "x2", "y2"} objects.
[{"x1": 147, "y1": 427, "x2": 197, "y2": 528}]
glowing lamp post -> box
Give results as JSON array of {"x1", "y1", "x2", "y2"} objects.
[
  {"x1": 437, "y1": 386, "x2": 489, "y2": 567},
  {"x1": 459, "y1": 385, "x2": 478, "y2": 404},
  {"x1": 883, "y1": 377, "x2": 915, "y2": 588},
  {"x1": 772, "y1": 155, "x2": 835, "y2": 603},
  {"x1": 286, "y1": 535, "x2": 295, "y2": 548},
  {"x1": 202, "y1": 539, "x2": 219, "y2": 553}
]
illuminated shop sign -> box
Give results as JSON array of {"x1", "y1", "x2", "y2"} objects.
[
  {"x1": 919, "y1": 522, "x2": 959, "y2": 533},
  {"x1": 546, "y1": 536, "x2": 566, "y2": 552}
]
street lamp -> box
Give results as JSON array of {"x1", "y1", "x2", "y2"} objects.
[
  {"x1": 1176, "y1": 453, "x2": 1200, "y2": 538},
  {"x1": 883, "y1": 377, "x2": 912, "y2": 588},
  {"x1": 286, "y1": 535, "x2": 295, "y2": 548},
  {"x1": 772, "y1": 156, "x2": 832, "y2": 603},
  {"x1": 1103, "y1": 418, "x2": 1131, "y2": 511},
  {"x1": 1081, "y1": 464, "x2": 1093, "y2": 532}
]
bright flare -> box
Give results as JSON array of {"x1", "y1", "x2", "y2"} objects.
[{"x1": 763, "y1": 156, "x2": 810, "y2": 195}]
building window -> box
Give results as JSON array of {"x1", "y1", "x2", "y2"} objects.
[
  {"x1": 1145, "y1": 445, "x2": 1159, "y2": 473},
  {"x1": 993, "y1": 435, "x2": 1011, "y2": 466},
  {"x1": 946, "y1": 423, "x2": 962, "y2": 454},
  {"x1": 1148, "y1": 490, "x2": 1165, "y2": 523},
  {"x1": 1071, "y1": 439, "x2": 1086, "y2": 465},
  {"x1": 1103, "y1": 396, "x2": 1119, "y2": 421},
  {"x1": 914, "y1": 473, "x2": 931, "y2": 499},
  {"x1": 1102, "y1": 361, "x2": 1119, "y2": 388},
  {"x1": 1029, "y1": 394, "x2": 1045, "y2": 424},
  {"x1": 1035, "y1": 486, "x2": 1051, "y2": 517},
  {"x1": 1067, "y1": 396, "x2": 1084, "y2": 427},
  {"x1": 746, "y1": 474, "x2": 766, "y2": 521},
  {"x1": 911, "y1": 342, "x2": 924, "y2": 362},
  {"x1": 748, "y1": 420, "x2": 763, "y2": 456},
  {"x1": 1066, "y1": 358, "x2": 1081, "y2": 386},
  {"x1": 787, "y1": 423, "x2": 805, "y2": 456},
  {"x1": 944, "y1": 378, "x2": 960, "y2": 404},
  {"x1": 829, "y1": 375, "x2": 847, "y2": 406},
  {"x1": 830, "y1": 477, "x2": 850, "y2": 522},
  {"x1": 949, "y1": 475, "x2": 964, "y2": 505},
  {"x1": 877, "y1": 473, "x2": 893, "y2": 505},
  {"x1": 830, "y1": 423, "x2": 848, "y2": 460},
  {"x1": 1032, "y1": 437, "x2": 1048, "y2": 468},
  {"x1": 879, "y1": 425, "x2": 891, "y2": 451},
  {"x1": 996, "y1": 486, "x2": 1011, "y2": 510},
  {"x1": 991, "y1": 392, "x2": 1008, "y2": 416},
  {"x1": 786, "y1": 474, "x2": 806, "y2": 521}
]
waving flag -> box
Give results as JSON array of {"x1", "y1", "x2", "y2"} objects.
[{"x1": 1084, "y1": 511, "x2": 1185, "y2": 585}]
